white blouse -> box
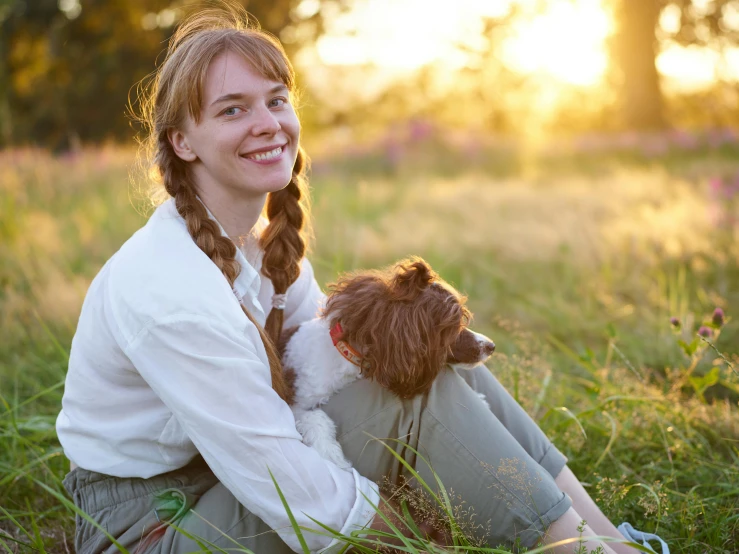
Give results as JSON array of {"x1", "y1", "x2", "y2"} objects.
[{"x1": 56, "y1": 198, "x2": 380, "y2": 553}]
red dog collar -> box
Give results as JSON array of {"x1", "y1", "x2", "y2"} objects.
[{"x1": 329, "y1": 322, "x2": 363, "y2": 367}]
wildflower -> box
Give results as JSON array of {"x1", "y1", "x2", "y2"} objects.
[
  {"x1": 708, "y1": 177, "x2": 723, "y2": 196},
  {"x1": 698, "y1": 326, "x2": 713, "y2": 338},
  {"x1": 670, "y1": 317, "x2": 680, "y2": 328},
  {"x1": 712, "y1": 308, "x2": 725, "y2": 327}
]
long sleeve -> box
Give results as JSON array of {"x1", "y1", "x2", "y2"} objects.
[{"x1": 124, "y1": 313, "x2": 379, "y2": 553}]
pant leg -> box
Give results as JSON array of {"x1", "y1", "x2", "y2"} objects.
[
  {"x1": 456, "y1": 363, "x2": 568, "y2": 479},
  {"x1": 63, "y1": 457, "x2": 294, "y2": 554},
  {"x1": 160, "y1": 481, "x2": 294, "y2": 553},
  {"x1": 322, "y1": 367, "x2": 572, "y2": 549}
]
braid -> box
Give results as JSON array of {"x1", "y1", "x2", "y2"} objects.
[
  {"x1": 260, "y1": 147, "x2": 310, "y2": 344},
  {"x1": 136, "y1": 5, "x2": 307, "y2": 405},
  {"x1": 158, "y1": 138, "x2": 292, "y2": 403}
]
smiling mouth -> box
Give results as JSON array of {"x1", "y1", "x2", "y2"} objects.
[{"x1": 242, "y1": 145, "x2": 284, "y2": 161}]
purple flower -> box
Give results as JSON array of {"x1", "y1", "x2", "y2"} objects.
[
  {"x1": 639, "y1": 133, "x2": 669, "y2": 157},
  {"x1": 698, "y1": 326, "x2": 713, "y2": 338},
  {"x1": 408, "y1": 119, "x2": 434, "y2": 142},
  {"x1": 669, "y1": 129, "x2": 699, "y2": 150},
  {"x1": 670, "y1": 317, "x2": 681, "y2": 328},
  {"x1": 709, "y1": 177, "x2": 723, "y2": 196},
  {"x1": 712, "y1": 308, "x2": 725, "y2": 327}
]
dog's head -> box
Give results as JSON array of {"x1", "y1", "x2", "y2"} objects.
[{"x1": 322, "y1": 257, "x2": 494, "y2": 398}]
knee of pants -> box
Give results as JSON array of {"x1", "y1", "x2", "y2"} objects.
[
  {"x1": 455, "y1": 363, "x2": 568, "y2": 479},
  {"x1": 323, "y1": 370, "x2": 572, "y2": 547}
]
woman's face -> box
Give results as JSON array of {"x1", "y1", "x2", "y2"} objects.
[{"x1": 170, "y1": 49, "x2": 300, "y2": 203}]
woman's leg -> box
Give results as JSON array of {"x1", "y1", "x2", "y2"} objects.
[
  {"x1": 323, "y1": 367, "x2": 573, "y2": 549},
  {"x1": 554, "y1": 467, "x2": 636, "y2": 554},
  {"x1": 455, "y1": 364, "x2": 567, "y2": 479},
  {"x1": 457, "y1": 365, "x2": 636, "y2": 553},
  {"x1": 543, "y1": 507, "x2": 619, "y2": 554},
  {"x1": 62, "y1": 457, "x2": 294, "y2": 554}
]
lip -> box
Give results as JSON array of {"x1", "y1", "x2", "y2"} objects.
[{"x1": 240, "y1": 142, "x2": 287, "y2": 157}]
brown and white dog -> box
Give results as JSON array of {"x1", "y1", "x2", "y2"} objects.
[{"x1": 280, "y1": 257, "x2": 495, "y2": 468}]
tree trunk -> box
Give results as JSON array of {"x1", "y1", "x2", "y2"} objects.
[{"x1": 611, "y1": 0, "x2": 666, "y2": 130}]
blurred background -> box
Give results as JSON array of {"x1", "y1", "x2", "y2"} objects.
[
  {"x1": 2, "y1": 0, "x2": 739, "y2": 149},
  {"x1": 2, "y1": 2, "x2": 739, "y2": 551},
  {"x1": 3, "y1": 0, "x2": 738, "y2": 366}
]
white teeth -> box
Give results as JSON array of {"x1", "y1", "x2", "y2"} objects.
[{"x1": 246, "y1": 146, "x2": 282, "y2": 161}]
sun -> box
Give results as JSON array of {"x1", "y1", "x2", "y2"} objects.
[
  {"x1": 313, "y1": 0, "x2": 613, "y2": 86},
  {"x1": 502, "y1": 0, "x2": 612, "y2": 86}
]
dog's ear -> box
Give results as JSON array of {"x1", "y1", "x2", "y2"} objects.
[
  {"x1": 323, "y1": 271, "x2": 388, "y2": 331},
  {"x1": 361, "y1": 306, "x2": 459, "y2": 398},
  {"x1": 323, "y1": 258, "x2": 471, "y2": 399},
  {"x1": 361, "y1": 285, "x2": 468, "y2": 399}
]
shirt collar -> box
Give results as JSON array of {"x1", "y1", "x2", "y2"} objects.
[{"x1": 157, "y1": 197, "x2": 263, "y2": 311}]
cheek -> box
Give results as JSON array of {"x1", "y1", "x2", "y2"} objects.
[
  {"x1": 283, "y1": 110, "x2": 301, "y2": 142},
  {"x1": 190, "y1": 124, "x2": 235, "y2": 159},
  {"x1": 218, "y1": 126, "x2": 247, "y2": 153}
]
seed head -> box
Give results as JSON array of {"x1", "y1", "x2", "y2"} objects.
[
  {"x1": 698, "y1": 326, "x2": 713, "y2": 338},
  {"x1": 712, "y1": 308, "x2": 725, "y2": 327}
]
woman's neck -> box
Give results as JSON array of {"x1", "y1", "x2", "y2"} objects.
[{"x1": 196, "y1": 188, "x2": 266, "y2": 240}]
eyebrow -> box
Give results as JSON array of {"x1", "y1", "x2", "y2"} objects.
[{"x1": 210, "y1": 85, "x2": 288, "y2": 108}]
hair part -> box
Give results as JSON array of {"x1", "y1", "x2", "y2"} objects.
[
  {"x1": 323, "y1": 257, "x2": 472, "y2": 398},
  {"x1": 132, "y1": 3, "x2": 311, "y2": 402}
]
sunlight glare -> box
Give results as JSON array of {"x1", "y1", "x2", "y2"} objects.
[
  {"x1": 316, "y1": 0, "x2": 611, "y2": 86},
  {"x1": 657, "y1": 45, "x2": 720, "y2": 90},
  {"x1": 502, "y1": 0, "x2": 611, "y2": 86},
  {"x1": 316, "y1": 0, "x2": 509, "y2": 70}
]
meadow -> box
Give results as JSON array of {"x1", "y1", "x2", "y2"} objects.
[{"x1": 0, "y1": 134, "x2": 738, "y2": 553}]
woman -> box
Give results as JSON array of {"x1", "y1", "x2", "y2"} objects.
[{"x1": 56, "y1": 6, "x2": 635, "y2": 554}]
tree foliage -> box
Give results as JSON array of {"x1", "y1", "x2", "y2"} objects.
[
  {"x1": 2, "y1": 0, "x2": 739, "y2": 146},
  {"x1": 662, "y1": 0, "x2": 739, "y2": 46},
  {"x1": 0, "y1": 0, "x2": 340, "y2": 148}
]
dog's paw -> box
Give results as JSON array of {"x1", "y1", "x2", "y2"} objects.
[
  {"x1": 319, "y1": 442, "x2": 353, "y2": 470},
  {"x1": 293, "y1": 408, "x2": 353, "y2": 469}
]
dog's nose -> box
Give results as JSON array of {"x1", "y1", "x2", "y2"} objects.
[{"x1": 482, "y1": 341, "x2": 495, "y2": 355}]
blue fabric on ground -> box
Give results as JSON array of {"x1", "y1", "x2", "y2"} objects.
[{"x1": 617, "y1": 522, "x2": 670, "y2": 554}]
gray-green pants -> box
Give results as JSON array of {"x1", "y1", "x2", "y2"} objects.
[{"x1": 63, "y1": 365, "x2": 571, "y2": 553}]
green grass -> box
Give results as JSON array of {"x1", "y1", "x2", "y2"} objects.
[{"x1": 0, "y1": 146, "x2": 738, "y2": 552}]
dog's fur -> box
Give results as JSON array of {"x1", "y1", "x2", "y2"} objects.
[{"x1": 280, "y1": 257, "x2": 495, "y2": 468}]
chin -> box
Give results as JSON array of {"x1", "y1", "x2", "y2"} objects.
[{"x1": 253, "y1": 166, "x2": 295, "y2": 194}]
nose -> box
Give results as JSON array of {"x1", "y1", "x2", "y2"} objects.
[
  {"x1": 251, "y1": 105, "x2": 281, "y2": 136},
  {"x1": 482, "y1": 340, "x2": 495, "y2": 356}
]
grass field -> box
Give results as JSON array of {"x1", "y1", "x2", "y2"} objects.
[{"x1": 1, "y1": 144, "x2": 738, "y2": 552}]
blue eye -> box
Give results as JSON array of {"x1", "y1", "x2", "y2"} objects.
[
  {"x1": 223, "y1": 107, "x2": 241, "y2": 116},
  {"x1": 270, "y1": 97, "x2": 286, "y2": 108}
]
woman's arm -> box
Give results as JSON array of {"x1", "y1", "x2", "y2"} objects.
[{"x1": 124, "y1": 313, "x2": 379, "y2": 553}]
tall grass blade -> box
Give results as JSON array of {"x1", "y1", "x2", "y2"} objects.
[{"x1": 268, "y1": 468, "x2": 311, "y2": 554}]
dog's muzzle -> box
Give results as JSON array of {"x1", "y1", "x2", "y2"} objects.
[{"x1": 448, "y1": 329, "x2": 495, "y2": 366}]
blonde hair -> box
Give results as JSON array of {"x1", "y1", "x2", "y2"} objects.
[{"x1": 135, "y1": 4, "x2": 310, "y2": 402}]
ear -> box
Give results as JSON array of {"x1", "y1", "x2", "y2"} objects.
[{"x1": 167, "y1": 128, "x2": 198, "y2": 162}]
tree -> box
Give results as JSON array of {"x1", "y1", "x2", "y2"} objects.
[
  {"x1": 0, "y1": 0, "x2": 346, "y2": 148},
  {"x1": 610, "y1": 1, "x2": 665, "y2": 129},
  {"x1": 609, "y1": 0, "x2": 739, "y2": 130}
]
